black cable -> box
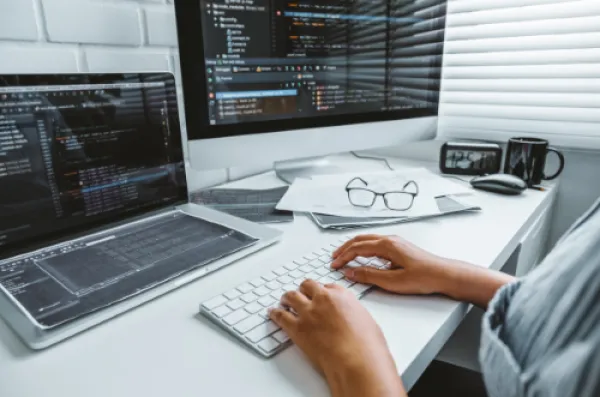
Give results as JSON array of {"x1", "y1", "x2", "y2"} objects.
[
  {"x1": 350, "y1": 151, "x2": 394, "y2": 171},
  {"x1": 442, "y1": 175, "x2": 474, "y2": 183}
]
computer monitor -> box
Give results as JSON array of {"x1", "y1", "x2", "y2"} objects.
[
  {"x1": 175, "y1": 0, "x2": 447, "y2": 176},
  {"x1": 0, "y1": 73, "x2": 186, "y2": 256}
]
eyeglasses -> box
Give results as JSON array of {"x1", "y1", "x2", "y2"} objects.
[{"x1": 345, "y1": 177, "x2": 419, "y2": 211}]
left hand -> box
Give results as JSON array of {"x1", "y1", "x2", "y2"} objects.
[{"x1": 269, "y1": 280, "x2": 405, "y2": 397}]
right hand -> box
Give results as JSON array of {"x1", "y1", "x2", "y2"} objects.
[{"x1": 331, "y1": 234, "x2": 449, "y2": 296}]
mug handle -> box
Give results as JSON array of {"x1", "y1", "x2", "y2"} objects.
[{"x1": 544, "y1": 147, "x2": 565, "y2": 180}]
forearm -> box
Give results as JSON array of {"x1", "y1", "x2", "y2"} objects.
[
  {"x1": 437, "y1": 259, "x2": 516, "y2": 309},
  {"x1": 326, "y1": 360, "x2": 407, "y2": 397}
]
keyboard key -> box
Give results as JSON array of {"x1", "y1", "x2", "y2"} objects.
[
  {"x1": 246, "y1": 321, "x2": 280, "y2": 343},
  {"x1": 258, "y1": 337, "x2": 281, "y2": 354},
  {"x1": 309, "y1": 260, "x2": 322, "y2": 269},
  {"x1": 237, "y1": 283, "x2": 254, "y2": 293},
  {"x1": 304, "y1": 252, "x2": 318, "y2": 261},
  {"x1": 289, "y1": 270, "x2": 304, "y2": 278},
  {"x1": 335, "y1": 279, "x2": 354, "y2": 288},
  {"x1": 329, "y1": 271, "x2": 345, "y2": 280},
  {"x1": 250, "y1": 278, "x2": 266, "y2": 287},
  {"x1": 273, "y1": 267, "x2": 288, "y2": 276},
  {"x1": 293, "y1": 278, "x2": 305, "y2": 286},
  {"x1": 284, "y1": 262, "x2": 298, "y2": 271},
  {"x1": 245, "y1": 303, "x2": 263, "y2": 314},
  {"x1": 319, "y1": 256, "x2": 332, "y2": 265},
  {"x1": 370, "y1": 258, "x2": 389, "y2": 268},
  {"x1": 212, "y1": 305, "x2": 232, "y2": 318},
  {"x1": 315, "y1": 267, "x2": 330, "y2": 276},
  {"x1": 355, "y1": 257, "x2": 371, "y2": 265},
  {"x1": 254, "y1": 286, "x2": 271, "y2": 296},
  {"x1": 293, "y1": 258, "x2": 308, "y2": 266},
  {"x1": 202, "y1": 295, "x2": 228, "y2": 310},
  {"x1": 234, "y1": 315, "x2": 266, "y2": 333},
  {"x1": 258, "y1": 296, "x2": 276, "y2": 307},
  {"x1": 272, "y1": 330, "x2": 290, "y2": 344},
  {"x1": 224, "y1": 289, "x2": 241, "y2": 300},
  {"x1": 277, "y1": 275, "x2": 293, "y2": 284},
  {"x1": 270, "y1": 289, "x2": 285, "y2": 300},
  {"x1": 319, "y1": 275, "x2": 337, "y2": 285},
  {"x1": 227, "y1": 299, "x2": 245, "y2": 310},
  {"x1": 305, "y1": 272, "x2": 320, "y2": 281},
  {"x1": 265, "y1": 281, "x2": 281, "y2": 290},
  {"x1": 223, "y1": 309, "x2": 250, "y2": 326},
  {"x1": 261, "y1": 272, "x2": 278, "y2": 282},
  {"x1": 299, "y1": 265, "x2": 313, "y2": 273},
  {"x1": 241, "y1": 293, "x2": 259, "y2": 303},
  {"x1": 258, "y1": 308, "x2": 271, "y2": 319},
  {"x1": 346, "y1": 260, "x2": 362, "y2": 268},
  {"x1": 350, "y1": 283, "x2": 371, "y2": 296}
]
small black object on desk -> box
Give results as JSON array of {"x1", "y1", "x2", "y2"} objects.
[{"x1": 470, "y1": 174, "x2": 528, "y2": 196}]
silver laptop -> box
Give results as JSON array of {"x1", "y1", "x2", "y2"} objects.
[{"x1": 0, "y1": 73, "x2": 281, "y2": 349}]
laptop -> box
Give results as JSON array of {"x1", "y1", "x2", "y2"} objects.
[{"x1": 0, "y1": 73, "x2": 281, "y2": 349}]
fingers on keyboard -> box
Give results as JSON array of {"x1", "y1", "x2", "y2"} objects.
[{"x1": 201, "y1": 238, "x2": 377, "y2": 357}]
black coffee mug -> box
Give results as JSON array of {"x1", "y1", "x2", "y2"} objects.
[{"x1": 504, "y1": 137, "x2": 565, "y2": 186}]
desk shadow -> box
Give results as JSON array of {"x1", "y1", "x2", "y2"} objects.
[
  {"x1": 0, "y1": 318, "x2": 32, "y2": 359},
  {"x1": 193, "y1": 313, "x2": 329, "y2": 396}
]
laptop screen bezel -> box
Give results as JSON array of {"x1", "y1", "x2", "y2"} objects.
[{"x1": 0, "y1": 72, "x2": 188, "y2": 260}]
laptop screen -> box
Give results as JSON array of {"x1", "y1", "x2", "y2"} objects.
[{"x1": 0, "y1": 73, "x2": 187, "y2": 255}]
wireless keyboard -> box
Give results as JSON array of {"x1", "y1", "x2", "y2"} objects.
[{"x1": 200, "y1": 237, "x2": 390, "y2": 358}]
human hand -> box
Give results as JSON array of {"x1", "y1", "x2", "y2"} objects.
[
  {"x1": 331, "y1": 234, "x2": 449, "y2": 296},
  {"x1": 269, "y1": 280, "x2": 405, "y2": 397}
]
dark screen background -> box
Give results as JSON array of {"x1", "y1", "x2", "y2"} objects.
[{"x1": 0, "y1": 73, "x2": 186, "y2": 257}]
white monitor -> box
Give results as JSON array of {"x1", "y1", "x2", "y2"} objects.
[{"x1": 175, "y1": 0, "x2": 447, "y2": 180}]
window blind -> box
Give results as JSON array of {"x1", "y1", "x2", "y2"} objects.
[{"x1": 437, "y1": 0, "x2": 600, "y2": 149}]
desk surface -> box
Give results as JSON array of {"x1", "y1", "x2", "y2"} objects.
[{"x1": 0, "y1": 155, "x2": 556, "y2": 397}]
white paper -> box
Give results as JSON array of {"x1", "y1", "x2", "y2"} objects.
[
  {"x1": 276, "y1": 168, "x2": 466, "y2": 218},
  {"x1": 277, "y1": 168, "x2": 476, "y2": 218},
  {"x1": 314, "y1": 168, "x2": 473, "y2": 197}
]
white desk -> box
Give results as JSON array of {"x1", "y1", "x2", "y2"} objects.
[{"x1": 0, "y1": 155, "x2": 557, "y2": 397}]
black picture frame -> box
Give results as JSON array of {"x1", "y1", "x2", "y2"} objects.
[{"x1": 439, "y1": 142, "x2": 503, "y2": 176}]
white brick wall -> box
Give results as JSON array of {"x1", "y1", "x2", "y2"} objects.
[
  {"x1": 0, "y1": 0, "x2": 232, "y2": 189},
  {"x1": 0, "y1": 0, "x2": 178, "y2": 74}
]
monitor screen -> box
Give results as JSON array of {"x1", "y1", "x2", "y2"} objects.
[
  {"x1": 0, "y1": 73, "x2": 186, "y2": 255},
  {"x1": 177, "y1": 0, "x2": 447, "y2": 139}
]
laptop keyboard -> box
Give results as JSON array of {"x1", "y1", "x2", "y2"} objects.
[
  {"x1": 200, "y1": 237, "x2": 390, "y2": 358},
  {"x1": 100, "y1": 216, "x2": 222, "y2": 268},
  {"x1": 0, "y1": 211, "x2": 258, "y2": 328}
]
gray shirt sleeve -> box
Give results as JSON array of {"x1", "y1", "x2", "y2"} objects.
[{"x1": 480, "y1": 198, "x2": 600, "y2": 397}]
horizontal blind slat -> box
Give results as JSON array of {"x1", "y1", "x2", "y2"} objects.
[
  {"x1": 444, "y1": 64, "x2": 600, "y2": 79},
  {"x1": 446, "y1": 16, "x2": 600, "y2": 41},
  {"x1": 447, "y1": 0, "x2": 600, "y2": 26},
  {"x1": 442, "y1": 78, "x2": 600, "y2": 93},
  {"x1": 439, "y1": 116, "x2": 599, "y2": 137},
  {"x1": 441, "y1": 104, "x2": 600, "y2": 123},
  {"x1": 447, "y1": 0, "x2": 579, "y2": 13},
  {"x1": 445, "y1": 48, "x2": 600, "y2": 66},
  {"x1": 439, "y1": 0, "x2": 600, "y2": 149},
  {"x1": 441, "y1": 92, "x2": 600, "y2": 108},
  {"x1": 446, "y1": 32, "x2": 600, "y2": 54}
]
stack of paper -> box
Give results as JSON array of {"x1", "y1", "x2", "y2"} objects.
[
  {"x1": 309, "y1": 196, "x2": 481, "y2": 230},
  {"x1": 276, "y1": 168, "x2": 480, "y2": 229}
]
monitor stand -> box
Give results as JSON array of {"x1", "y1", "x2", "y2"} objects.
[{"x1": 274, "y1": 156, "x2": 343, "y2": 184}]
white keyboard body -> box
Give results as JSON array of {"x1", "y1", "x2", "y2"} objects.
[{"x1": 200, "y1": 237, "x2": 390, "y2": 358}]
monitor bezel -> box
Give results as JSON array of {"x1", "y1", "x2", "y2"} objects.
[
  {"x1": 0, "y1": 72, "x2": 188, "y2": 260},
  {"x1": 175, "y1": 0, "x2": 445, "y2": 142}
]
